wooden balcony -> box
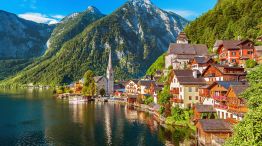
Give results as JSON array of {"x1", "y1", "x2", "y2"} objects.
[
  {"x1": 213, "y1": 95, "x2": 227, "y2": 101},
  {"x1": 214, "y1": 104, "x2": 228, "y2": 110},
  {"x1": 170, "y1": 98, "x2": 183, "y2": 103},
  {"x1": 228, "y1": 106, "x2": 248, "y2": 113},
  {"x1": 170, "y1": 88, "x2": 179, "y2": 94}
]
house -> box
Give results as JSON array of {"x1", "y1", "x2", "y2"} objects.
[
  {"x1": 138, "y1": 80, "x2": 156, "y2": 95},
  {"x1": 226, "y1": 85, "x2": 249, "y2": 121},
  {"x1": 255, "y1": 46, "x2": 262, "y2": 64},
  {"x1": 125, "y1": 80, "x2": 139, "y2": 95},
  {"x1": 193, "y1": 104, "x2": 217, "y2": 123},
  {"x1": 165, "y1": 43, "x2": 209, "y2": 69},
  {"x1": 170, "y1": 70, "x2": 206, "y2": 108},
  {"x1": 199, "y1": 85, "x2": 212, "y2": 105},
  {"x1": 196, "y1": 119, "x2": 233, "y2": 146},
  {"x1": 209, "y1": 81, "x2": 246, "y2": 120},
  {"x1": 202, "y1": 64, "x2": 246, "y2": 83},
  {"x1": 190, "y1": 56, "x2": 214, "y2": 73},
  {"x1": 176, "y1": 32, "x2": 189, "y2": 44},
  {"x1": 216, "y1": 40, "x2": 255, "y2": 67},
  {"x1": 149, "y1": 82, "x2": 164, "y2": 104},
  {"x1": 114, "y1": 82, "x2": 126, "y2": 97}
]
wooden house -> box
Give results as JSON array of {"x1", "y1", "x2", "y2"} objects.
[
  {"x1": 216, "y1": 40, "x2": 255, "y2": 67},
  {"x1": 226, "y1": 85, "x2": 249, "y2": 121},
  {"x1": 193, "y1": 104, "x2": 216, "y2": 123},
  {"x1": 202, "y1": 64, "x2": 246, "y2": 83},
  {"x1": 209, "y1": 81, "x2": 246, "y2": 120},
  {"x1": 196, "y1": 119, "x2": 232, "y2": 146}
]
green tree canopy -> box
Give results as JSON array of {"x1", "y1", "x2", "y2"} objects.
[{"x1": 82, "y1": 70, "x2": 96, "y2": 97}]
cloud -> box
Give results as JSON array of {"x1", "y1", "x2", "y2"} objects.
[
  {"x1": 52, "y1": 15, "x2": 65, "y2": 19},
  {"x1": 166, "y1": 9, "x2": 198, "y2": 19},
  {"x1": 18, "y1": 13, "x2": 63, "y2": 24}
]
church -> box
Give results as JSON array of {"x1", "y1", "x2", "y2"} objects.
[
  {"x1": 71, "y1": 50, "x2": 114, "y2": 96},
  {"x1": 93, "y1": 50, "x2": 114, "y2": 96}
]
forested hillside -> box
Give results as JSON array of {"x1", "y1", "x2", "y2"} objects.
[{"x1": 184, "y1": 0, "x2": 262, "y2": 47}]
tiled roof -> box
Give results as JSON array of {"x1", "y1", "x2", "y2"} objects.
[
  {"x1": 205, "y1": 64, "x2": 246, "y2": 75},
  {"x1": 216, "y1": 81, "x2": 246, "y2": 90},
  {"x1": 177, "y1": 32, "x2": 188, "y2": 41},
  {"x1": 193, "y1": 56, "x2": 212, "y2": 64},
  {"x1": 167, "y1": 43, "x2": 208, "y2": 56},
  {"x1": 138, "y1": 80, "x2": 155, "y2": 87},
  {"x1": 174, "y1": 70, "x2": 206, "y2": 85},
  {"x1": 195, "y1": 104, "x2": 216, "y2": 113},
  {"x1": 198, "y1": 119, "x2": 233, "y2": 133},
  {"x1": 230, "y1": 85, "x2": 249, "y2": 96}
]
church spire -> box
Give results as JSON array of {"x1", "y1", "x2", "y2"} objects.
[
  {"x1": 106, "y1": 49, "x2": 114, "y2": 95},
  {"x1": 107, "y1": 49, "x2": 112, "y2": 72}
]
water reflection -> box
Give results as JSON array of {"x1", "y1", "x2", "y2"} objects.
[{"x1": 0, "y1": 89, "x2": 195, "y2": 146}]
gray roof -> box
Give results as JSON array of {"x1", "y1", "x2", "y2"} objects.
[
  {"x1": 174, "y1": 70, "x2": 206, "y2": 85},
  {"x1": 138, "y1": 80, "x2": 156, "y2": 87},
  {"x1": 94, "y1": 76, "x2": 106, "y2": 83},
  {"x1": 167, "y1": 43, "x2": 208, "y2": 56},
  {"x1": 198, "y1": 119, "x2": 233, "y2": 133},
  {"x1": 195, "y1": 104, "x2": 216, "y2": 113},
  {"x1": 193, "y1": 56, "x2": 212, "y2": 64},
  {"x1": 230, "y1": 85, "x2": 249, "y2": 96}
]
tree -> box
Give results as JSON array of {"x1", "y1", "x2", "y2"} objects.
[
  {"x1": 245, "y1": 59, "x2": 257, "y2": 68},
  {"x1": 225, "y1": 65, "x2": 262, "y2": 146},
  {"x1": 158, "y1": 85, "x2": 172, "y2": 116},
  {"x1": 99, "y1": 88, "x2": 106, "y2": 97},
  {"x1": 82, "y1": 70, "x2": 96, "y2": 97}
]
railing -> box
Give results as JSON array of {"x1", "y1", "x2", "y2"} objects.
[
  {"x1": 171, "y1": 98, "x2": 183, "y2": 103},
  {"x1": 170, "y1": 88, "x2": 179, "y2": 94},
  {"x1": 213, "y1": 95, "x2": 227, "y2": 101},
  {"x1": 228, "y1": 106, "x2": 248, "y2": 113},
  {"x1": 214, "y1": 104, "x2": 228, "y2": 110}
]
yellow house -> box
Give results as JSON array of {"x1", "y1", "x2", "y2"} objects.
[{"x1": 170, "y1": 70, "x2": 206, "y2": 109}]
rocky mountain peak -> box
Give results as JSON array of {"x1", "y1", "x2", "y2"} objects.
[{"x1": 87, "y1": 6, "x2": 101, "y2": 14}]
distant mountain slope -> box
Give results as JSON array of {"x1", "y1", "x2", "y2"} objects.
[
  {"x1": 2, "y1": 0, "x2": 188, "y2": 86},
  {"x1": 0, "y1": 10, "x2": 53, "y2": 59},
  {"x1": 184, "y1": 0, "x2": 262, "y2": 47}
]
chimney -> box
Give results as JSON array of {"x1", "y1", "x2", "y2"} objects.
[{"x1": 193, "y1": 69, "x2": 198, "y2": 78}]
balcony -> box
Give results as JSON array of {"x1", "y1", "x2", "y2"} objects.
[
  {"x1": 170, "y1": 88, "x2": 179, "y2": 94},
  {"x1": 199, "y1": 91, "x2": 210, "y2": 97},
  {"x1": 228, "y1": 106, "x2": 248, "y2": 113},
  {"x1": 214, "y1": 104, "x2": 228, "y2": 110},
  {"x1": 171, "y1": 98, "x2": 184, "y2": 103},
  {"x1": 213, "y1": 95, "x2": 227, "y2": 101}
]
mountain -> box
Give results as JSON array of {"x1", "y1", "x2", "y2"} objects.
[
  {"x1": 0, "y1": 10, "x2": 53, "y2": 59},
  {"x1": 2, "y1": 0, "x2": 188, "y2": 86},
  {"x1": 184, "y1": 0, "x2": 262, "y2": 47}
]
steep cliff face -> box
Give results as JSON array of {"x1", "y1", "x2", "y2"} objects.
[
  {"x1": 2, "y1": 0, "x2": 188, "y2": 85},
  {"x1": 0, "y1": 10, "x2": 53, "y2": 59}
]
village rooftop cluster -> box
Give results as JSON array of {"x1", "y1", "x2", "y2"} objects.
[{"x1": 60, "y1": 32, "x2": 262, "y2": 146}]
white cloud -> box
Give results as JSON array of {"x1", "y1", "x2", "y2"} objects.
[
  {"x1": 18, "y1": 13, "x2": 63, "y2": 24},
  {"x1": 166, "y1": 9, "x2": 198, "y2": 19},
  {"x1": 52, "y1": 15, "x2": 65, "y2": 19}
]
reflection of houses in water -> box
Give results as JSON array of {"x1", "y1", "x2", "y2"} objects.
[
  {"x1": 124, "y1": 106, "x2": 138, "y2": 121},
  {"x1": 70, "y1": 103, "x2": 85, "y2": 124}
]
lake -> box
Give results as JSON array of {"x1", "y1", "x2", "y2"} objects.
[{"x1": 0, "y1": 88, "x2": 194, "y2": 146}]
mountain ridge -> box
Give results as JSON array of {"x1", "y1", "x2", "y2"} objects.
[{"x1": 1, "y1": 0, "x2": 188, "y2": 86}]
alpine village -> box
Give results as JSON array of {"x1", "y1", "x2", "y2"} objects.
[
  {"x1": 55, "y1": 31, "x2": 262, "y2": 146},
  {"x1": 0, "y1": 0, "x2": 262, "y2": 146}
]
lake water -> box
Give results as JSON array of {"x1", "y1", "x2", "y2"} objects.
[{"x1": 0, "y1": 88, "x2": 194, "y2": 146}]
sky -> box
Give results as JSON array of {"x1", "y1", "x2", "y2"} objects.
[{"x1": 0, "y1": 0, "x2": 217, "y2": 24}]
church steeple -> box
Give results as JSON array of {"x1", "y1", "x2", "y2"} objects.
[{"x1": 106, "y1": 49, "x2": 114, "y2": 95}]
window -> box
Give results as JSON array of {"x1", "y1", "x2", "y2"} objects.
[
  {"x1": 180, "y1": 95, "x2": 182, "y2": 99},
  {"x1": 226, "y1": 113, "x2": 228, "y2": 118},
  {"x1": 232, "y1": 52, "x2": 236, "y2": 56},
  {"x1": 232, "y1": 59, "x2": 236, "y2": 63},
  {"x1": 248, "y1": 51, "x2": 253, "y2": 55},
  {"x1": 195, "y1": 96, "x2": 198, "y2": 100},
  {"x1": 189, "y1": 96, "x2": 192, "y2": 100},
  {"x1": 173, "y1": 79, "x2": 176, "y2": 83},
  {"x1": 189, "y1": 87, "x2": 192, "y2": 92},
  {"x1": 195, "y1": 88, "x2": 198, "y2": 92},
  {"x1": 180, "y1": 87, "x2": 182, "y2": 92}
]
